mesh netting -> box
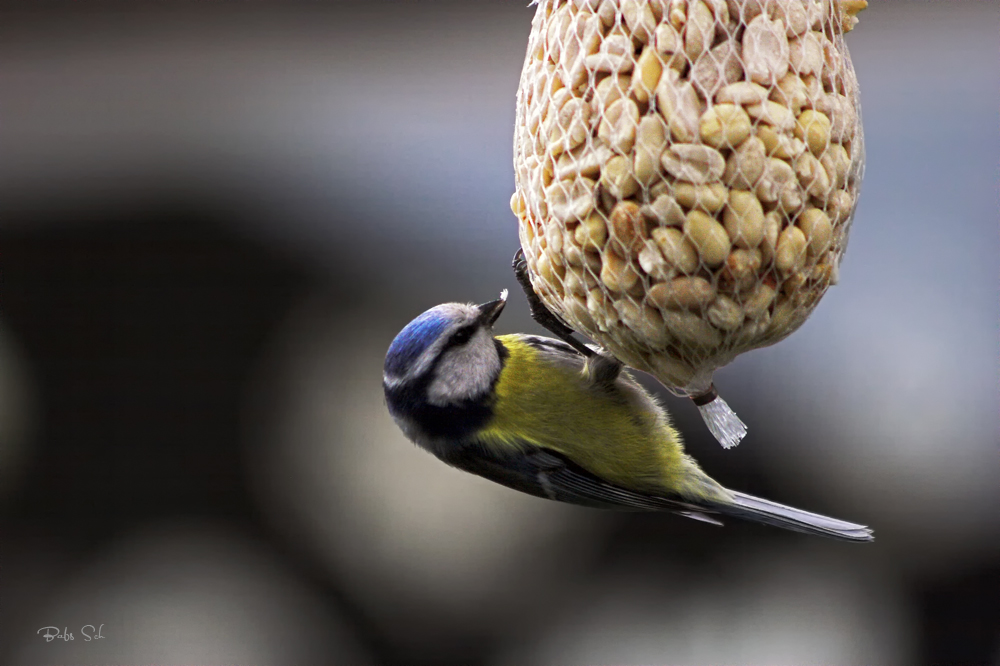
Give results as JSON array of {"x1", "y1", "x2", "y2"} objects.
[{"x1": 511, "y1": 0, "x2": 865, "y2": 409}]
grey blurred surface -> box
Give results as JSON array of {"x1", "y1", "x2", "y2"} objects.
[
  {"x1": 10, "y1": 522, "x2": 368, "y2": 666},
  {"x1": 0, "y1": 1, "x2": 997, "y2": 665},
  {"x1": 495, "y1": 543, "x2": 912, "y2": 666}
]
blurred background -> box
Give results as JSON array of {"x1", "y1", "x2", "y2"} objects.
[{"x1": 0, "y1": 1, "x2": 997, "y2": 664}]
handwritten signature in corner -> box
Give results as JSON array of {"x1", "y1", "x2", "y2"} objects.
[{"x1": 37, "y1": 624, "x2": 105, "y2": 642}]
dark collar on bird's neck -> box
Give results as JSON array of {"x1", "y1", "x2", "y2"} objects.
[{"x1": 384, "y1": 337, "x2": 509, "y2": 442}]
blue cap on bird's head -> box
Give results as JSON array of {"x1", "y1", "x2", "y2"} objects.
[
  {"x1": 384, "y1": 307, "x2": 452, "y2": 377},
  {"x1": 384, "y1": 292, "x2": 507, "y2": 381}
]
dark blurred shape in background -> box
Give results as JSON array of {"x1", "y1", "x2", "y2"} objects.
[{"x1": 0, "y1": 2, "x2": 997, "y2": 665}]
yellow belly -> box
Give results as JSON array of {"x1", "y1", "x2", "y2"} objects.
[{"x1": 477, "y1": 335, "x2": 692, "y2": 495}]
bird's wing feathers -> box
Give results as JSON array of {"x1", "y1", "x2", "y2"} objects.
[
  {"x1": 517, "y1": 334, "x2": 609, "y2": 365},
  {"x1": 445, "y1": 440, "x2": 873, "y2": 540},
  {"x1": 516, "y1": 335, "x2": 587, "y2": 366},
  {"x1": 443, "y1": 437, "x2": 711, "y2": 515},
  {"x1": 447, "y1": 334, "x2": 874, "y2": 541}
]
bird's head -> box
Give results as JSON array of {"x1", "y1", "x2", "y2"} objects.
[{"x1": 383, "y1": 291, "x2": 508, "y2": 411}]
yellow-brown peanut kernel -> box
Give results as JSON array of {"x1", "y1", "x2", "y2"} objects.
[
  {"x1": 648, "y1": 276, "x2": 717, "y2": 311},
  {"x1": 700, "y1": 104, "x2": 753, "y2": 150},
  {"x1": 662, "y1": 144, "x2": 726, "y2": 184},
  {"x1": 724, "y1": 190, "x2": 766, "y2": 248},
  {"x1": 643, "y1": 194, "x2": 687, "y2": 227},
  {"x1": 795, "y1": 109, "x2": 833, "y2": 155},
  {"x1": 707, "y1": 295, "x2": 744, "y2": 331},
  {"x1": 684, "y1": 210, "x2": 731, "y2": 267},
  {"x1": 575, "y1": 212, "x2": 608, "y2": 250},
  {"x1": 609, "y1": 200, "x2": 646, "y2": 257},
  {"x1": 797, "y1": 207, "x2": 833, "y2": 256},
  {"x1": 775, "y1": 225, "x2": 807, "y2": 274},
  {"x1": 674, "y1": 183, "x2": 730, "y2": 212},
  {"x1": 652, "y1": 227, "x2": 700, "y2": 273},
  {"x1": 600, "y1": 249, "x2": 641, "y2": 293}
]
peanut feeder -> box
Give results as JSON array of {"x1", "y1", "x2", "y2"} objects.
[{"x1": 511, "y1": 0, "x2": 866, "y2": 447}]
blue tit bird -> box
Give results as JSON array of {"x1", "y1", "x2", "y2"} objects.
[{"x1": 382, "y1": 275, "x2": 873, "y2": 542}]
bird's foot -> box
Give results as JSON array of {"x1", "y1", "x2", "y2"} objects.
[
  {"x1": 512, "y1": 249, "x2": 624, "y2": 385},
  {"x1": 512, "y1": 249, "x2": 593, "y2": 358}
]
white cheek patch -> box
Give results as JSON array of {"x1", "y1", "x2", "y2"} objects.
[{"x1": 426, "y1": 330, "x2": 500, "y2": 406}]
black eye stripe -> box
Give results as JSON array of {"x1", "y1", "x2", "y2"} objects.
[{"x1": 447, "y1": 325, "x2": 476, "y2": 347}]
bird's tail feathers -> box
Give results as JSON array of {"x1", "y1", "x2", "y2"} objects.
[{"x1": 713, "y1": 491, "x2": 874, "y2": 542}]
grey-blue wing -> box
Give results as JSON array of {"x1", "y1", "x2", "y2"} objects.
[
  {"x1": 510, "y1": 334, "x2": 631, "y2": 390},
  {"x1": 443, "y1": 436, "x2": 717, "y2": 518},
  {"x1": 441, "y1": 436, "x2": 873, "y2": 540}
]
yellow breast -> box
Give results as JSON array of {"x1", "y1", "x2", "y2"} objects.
[{"x1": 477, "y1": 335, "x2": 692, "y2": 495}]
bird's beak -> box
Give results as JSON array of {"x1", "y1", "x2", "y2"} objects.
[{"x1": 476, "y1": 289, "x2": 508, "y2": 327}]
